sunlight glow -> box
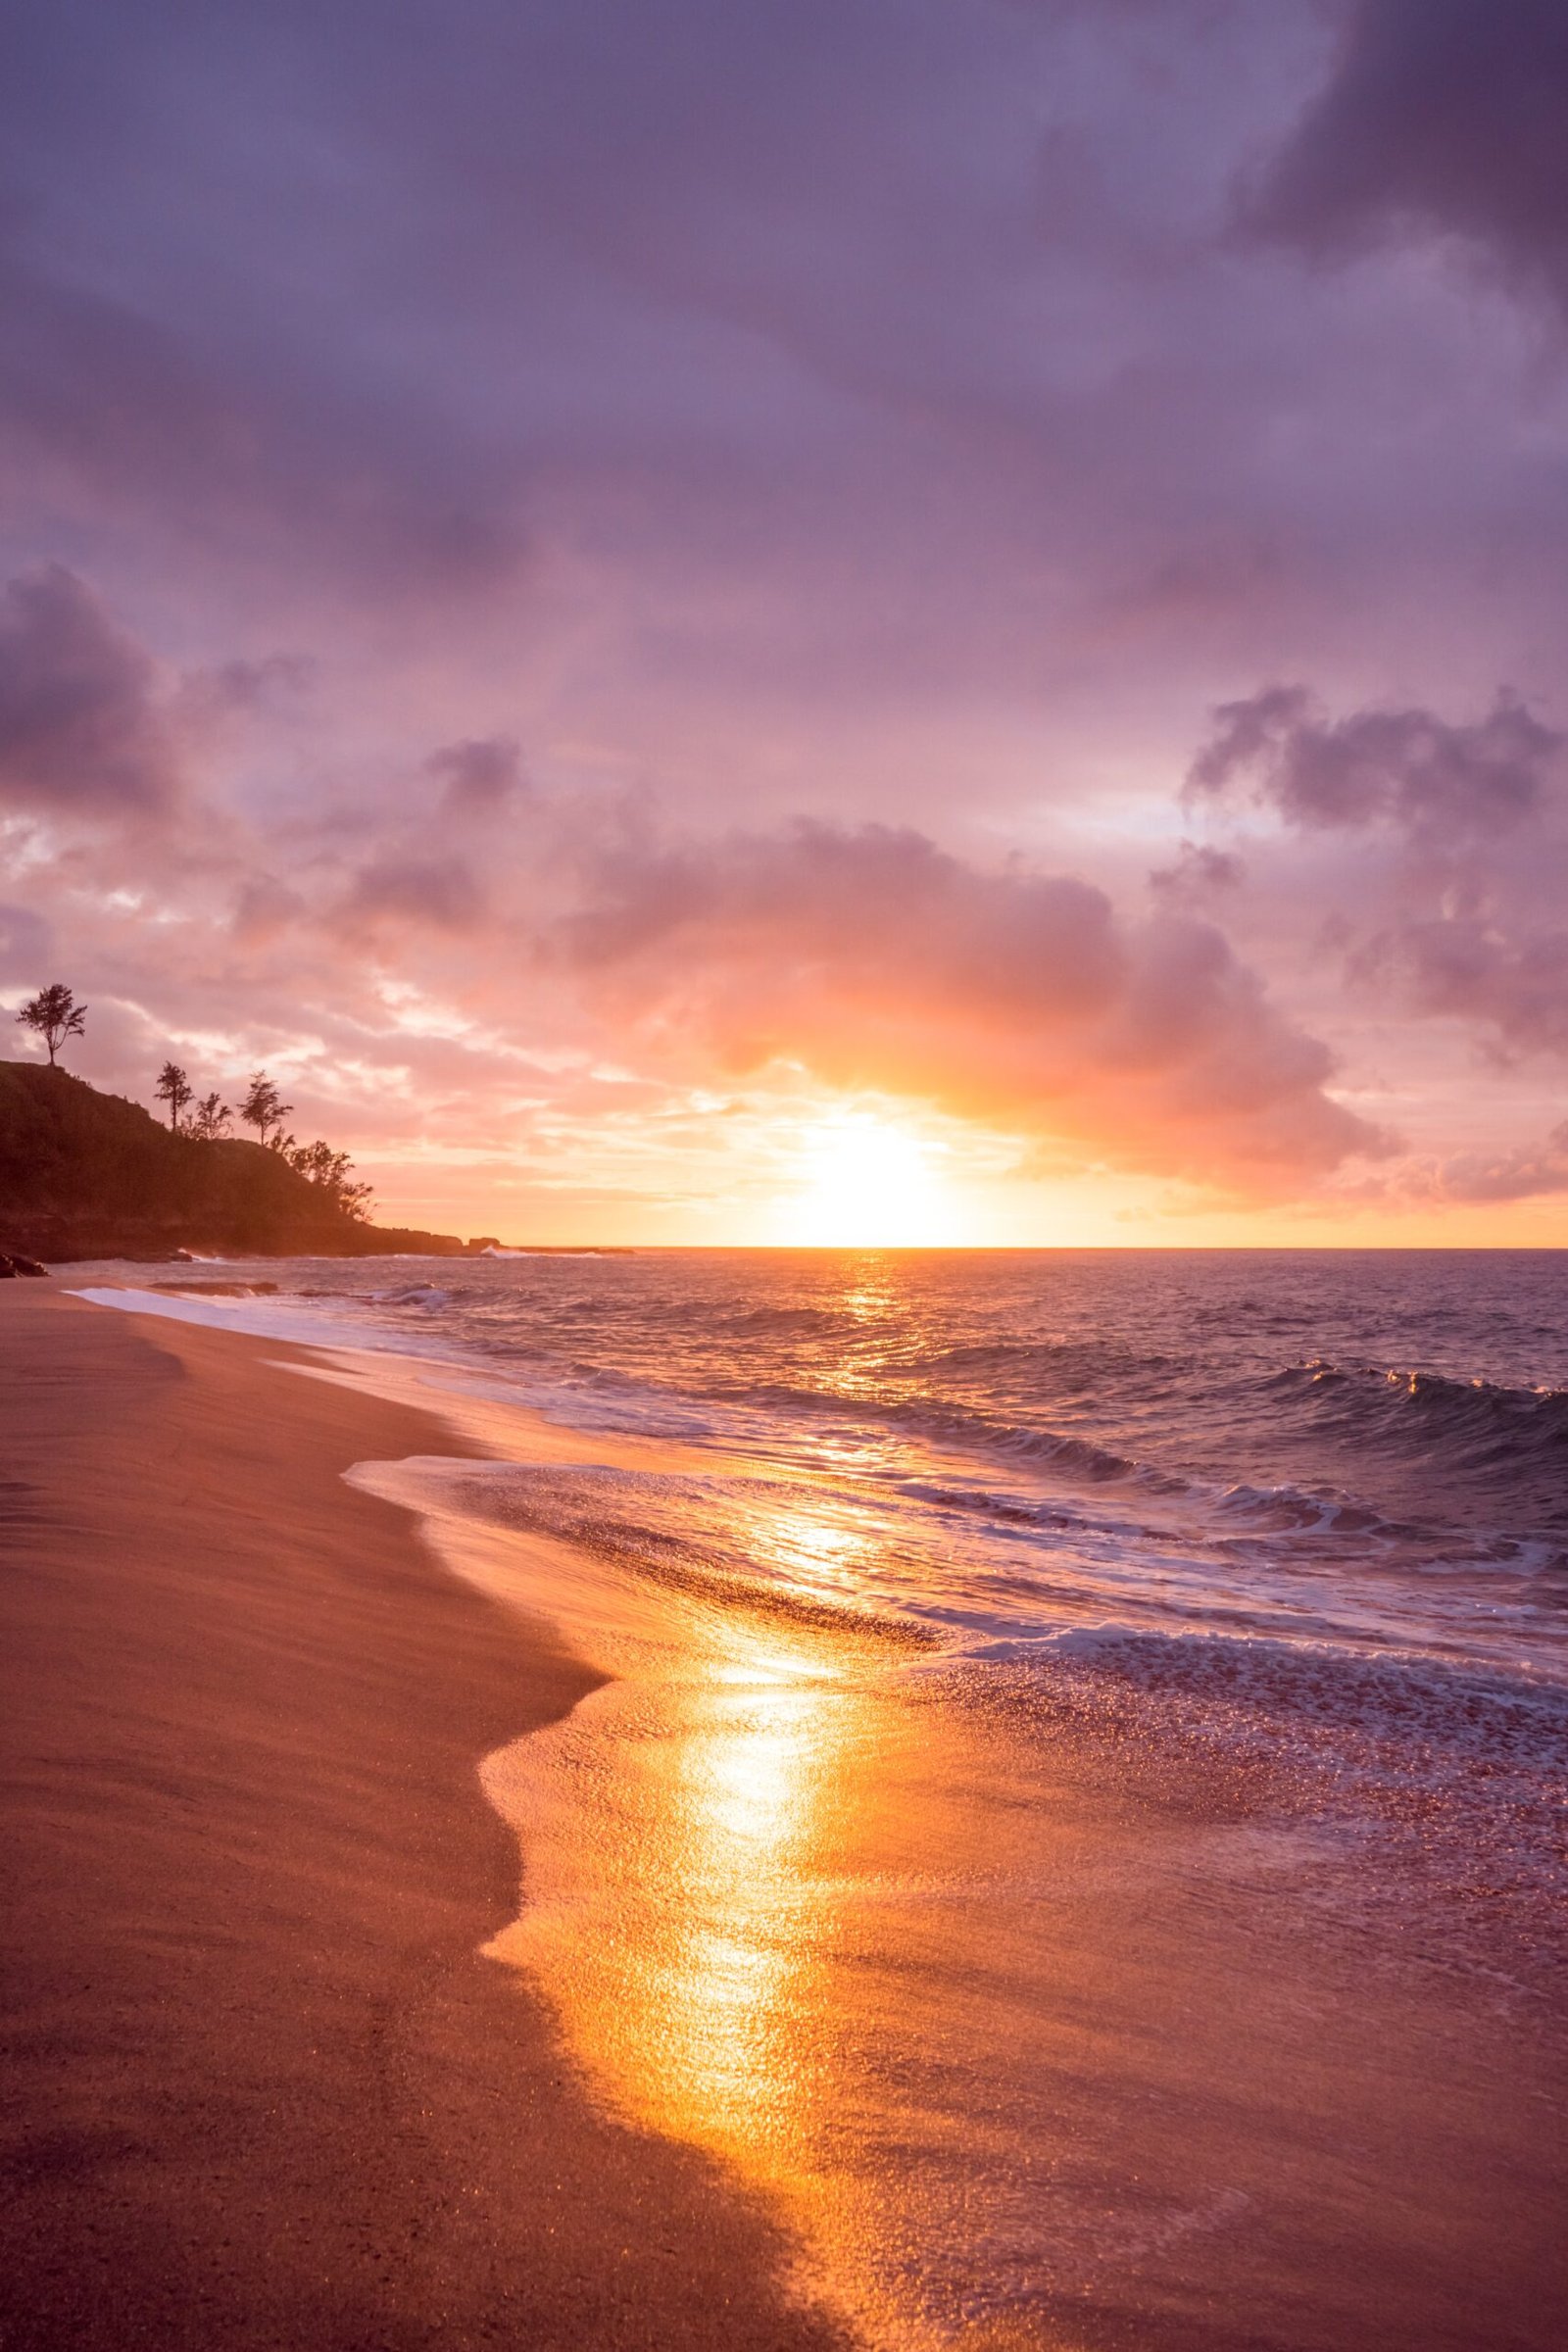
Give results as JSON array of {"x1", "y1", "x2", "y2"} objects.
[{"x1": 778, "y1": 1112, "x2": 962, "y2": 1247}]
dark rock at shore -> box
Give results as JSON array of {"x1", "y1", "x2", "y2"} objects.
[{"x1": 0, "y1": 1253, "x2": 49, "y2": 1279}]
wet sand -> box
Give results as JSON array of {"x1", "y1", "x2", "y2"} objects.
[
  {"x1": 364, "y1": 1441, "x2": 1568, "y2": 2352},
  {"x1": 0, "y1": 1286, "x2": 850, "y2": 2351}
]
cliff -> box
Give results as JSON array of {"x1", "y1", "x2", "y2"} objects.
[{"x1": 0, "y1": 1063, "x2": 478, "y2": 1260}]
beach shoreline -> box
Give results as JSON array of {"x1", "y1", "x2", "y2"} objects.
[
  {"x1": 0, "y1": 1285, "x2": 850, "y2": 2352},
  {"x1": 4, "y1": 1282, "x2": 1565, "y2": 2352}
]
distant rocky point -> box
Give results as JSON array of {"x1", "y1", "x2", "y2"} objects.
[{"x1": 0, "y1": 1062, "x2": 504, "y2": 1262}]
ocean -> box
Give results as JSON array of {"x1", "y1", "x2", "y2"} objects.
[
  {"x1": 77, "y1": 1250, "x2": 1568, "y2": 2347},
  {"x1": 81, "y1": 1247, "x2": 1568, "y2": 1677}
]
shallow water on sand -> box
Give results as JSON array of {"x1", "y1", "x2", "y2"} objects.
[
  {"x1": 80, "y1": 1258, "x2": 1568, "y2": 2347},
  {"x1": 346, "y1": 1399, "x2": 1565, "y2": 2352}
]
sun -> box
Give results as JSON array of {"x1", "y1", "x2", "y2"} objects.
[{"x1": 778, "y1": 1112, "x2": 959, "y2": 1247}]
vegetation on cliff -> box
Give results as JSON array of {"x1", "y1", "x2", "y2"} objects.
[{"x1": 0, "y1": 1063, "x2": 473, "y2": 1260}]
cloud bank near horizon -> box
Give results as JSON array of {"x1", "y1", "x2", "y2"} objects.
[{"x1": 0, "y1": 564, "x2": 1389, "y2": 1200}]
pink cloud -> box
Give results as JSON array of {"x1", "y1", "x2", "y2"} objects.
[{"x1": 555, "y1": 819, "x2": 1387, "y2": 1191}]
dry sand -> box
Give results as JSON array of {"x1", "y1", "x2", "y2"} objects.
[{"x1": 0, "y1": 1285, "x2": 852, "y2": 2351}]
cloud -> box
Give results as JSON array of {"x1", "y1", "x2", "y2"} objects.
[
  {"x1": 1252, "y1": 0, "x2": 1568, "y2": 313},
  {"x1": 0, "y1": 230, "x2": 521, "y2": 595},
  {"x1": 1, "y1": 4, "x2": 1564, "y2": 1230},
  {"x1": 1149, "y1": 841, "x2": 1245, "y2": 902},
  {"x1": 231, "y1": 874, "x2": 307, "y2": 945},
  {"x1": 344, "y1": 854, "x2": 484, "y2": 932},
  {"x1": 1413, "y1": 1124, "x2": 1568, "y2": 1205},
  {"x1": 1187, "y1": 685, "x2": 1561, "y2": 837},
  {"x1": 1190, "y1": 681, "x2": 1568, "y2": 1065},
  {"x1": 555, "y1": 818, "x2": 1386, "y2": 1189},
  {"x1": 195, "y1": 654, "x2": 317, "y2": 711},
  {"x1": 425, "y1": 736, "x2": 525, "y2": 816},
  {"x1": 1350, "y1": 918, "x2": 1568, "y2": 1059},
  {"x1": 0, "y1": 900, "x2": 52, "y2": 978},
  {"x1": 0, "y1": 565, "x2": 183, "y2": 816}
]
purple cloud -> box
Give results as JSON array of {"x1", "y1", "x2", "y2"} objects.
[
  {"x1": 425, "y1": 737, "x2": 525, "y2": 816},
  {"x1": 1187, "y1": 686, "x2": 1561, "y2": 837},
  {"x1": 0, "y1": 566, "x2": 182, "y2": 816},
  {"x1": 1351, "y1": 918, "x2": 1568, "y2": 1061},
  {"x1": 0, "y1": 221, "x2": 521, "y2": 595},
  {"x1": 1254, "y1": 0, "x2": 1568, "y2": 314},
  {"x1": 1190, "y1": 682, "x2": 1568, "y2": 1072},
  {"x1": 0, "y1": 900, "x2": 51, "y2": 977},
  {"x1": 1150, "y1": 843, "x2": 1246, "y2": 903}
]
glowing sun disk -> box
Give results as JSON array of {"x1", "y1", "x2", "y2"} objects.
[{"x1": 782, "y1": 1114, "x2": 957, "y2": 1247}]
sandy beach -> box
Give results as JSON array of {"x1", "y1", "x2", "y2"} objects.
[
  {"x1": 0, "y1": 1285, "x2": 850, "y2": 2352},
  {"x1": 3, "y1": 1280, "x2": 1564, "y2": 2352}
]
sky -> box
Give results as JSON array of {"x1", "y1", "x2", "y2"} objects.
[{"x1": 2, "y1": 0, "x2": 1567, "y2": 1245}]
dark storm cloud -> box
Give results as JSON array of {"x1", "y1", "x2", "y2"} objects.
[
  {"x1": 1187, "y1": 686, "x2": 1562, "y2": 837},
  {"x1": 0, "y1": 565, "x2": 181, "y2": 815},
  {"x1": 1254, "y1": 0, "x2": 1568, "y2": 311}
]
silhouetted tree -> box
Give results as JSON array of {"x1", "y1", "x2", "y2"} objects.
[
  {"x1": 230, "y1": 1071, "x2": 370, "y2": 1218},
  {"x1": 288, "y1": 1137, "x2": 373, "y2": 1220},
  {"x1": 16, "y1": 983, "x2": 86, "y2": 1067},
  {"x1": 189, "y1": 1092, "x2": 233, "y2": 1140},
  {"x1": 155, "y1": 1060, "x2": 194, "y2": 1130},
  {"x1": 239, "y1": 1070, "x2": 292, "y2": 1147}
]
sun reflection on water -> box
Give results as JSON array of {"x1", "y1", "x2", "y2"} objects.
[
  {"x1": 645, "y1": 1645, "x2": 846, "y2": 2155},
  {"x1": 486, "y1": 1599, "x2": 869, "y2": 2199}
]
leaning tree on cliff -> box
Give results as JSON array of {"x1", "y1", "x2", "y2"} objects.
[{"x1": 16, "y1": 983, "x2": 87, "y2": 1067}]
